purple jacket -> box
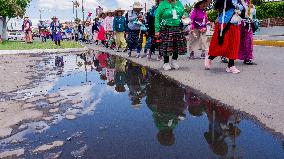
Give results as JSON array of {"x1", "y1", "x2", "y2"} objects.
[{"x1": 190, "y1": 8, "x2": 208, "y2": 30}]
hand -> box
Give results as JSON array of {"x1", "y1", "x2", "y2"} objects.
[{"x1": 155, "y1": 32, "x2": 160, "y2": 38}]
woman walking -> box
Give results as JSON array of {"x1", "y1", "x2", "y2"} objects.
[
  {"x1": 97, "y1": 12, "x2": 107, "y2": 45},
  {"x1": 127, "y1": 2, "x2": 144, "y2": 58},
  {"x1": 105, "y1": 10, "x2": 115, "y2": 48},
  {"x1": 50, "y1": 16, "x2": 62, "y2": 46},
  {"x1": 145, "y1": 0, "x2": 163, "y2": 60},
  {"x1": 113, "y1": 8, "x2": 127, "y2": 52},
  {"x1": 155, "y1": 0, "x2": 187, "y2": 71},
  {"x1": 188, "y1": 0, "x2": 210, "y2": 59},
  {"x1": 239, "y1": 0, "x2": 256, "y2": 65},
  {"x1": 205, "y1": 0, "x2": 244, "y2": 74},
  {"x1": 23, "y1": 16, "x2": 33, "y2": 43}
]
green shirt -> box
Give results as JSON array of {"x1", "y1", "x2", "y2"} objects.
[{"x1": 155, "y1": 0, "x2": 185, "y2": 33}]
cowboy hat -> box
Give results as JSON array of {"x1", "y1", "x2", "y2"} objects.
[
  {"x1": 105, "y1": 10, "x2": 114, "y2": 14},
  {"x1": 133, "y1": 2, "x2": 143, "y2": 9},
  {"x1": 114, "y1": 8, "x2": 125, "y2": 15},
  {"x1": 24, "y1": 16, "x2": 29, "y2": 18},
  {"x1": 51, "y1": 16, "x2": 58, "y2": 19}
]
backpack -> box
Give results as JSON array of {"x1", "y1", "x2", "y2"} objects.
[{"x1": 125, "y1": 10, "x2": 134, "y2": 32}]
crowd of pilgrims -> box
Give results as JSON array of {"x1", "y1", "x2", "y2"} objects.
[
  {"x1": 50, "y1": 0, "x2": 257, "y2": 74},
  {"x1": 68, "y1": 49, "x2": 243, "y2": 156}
]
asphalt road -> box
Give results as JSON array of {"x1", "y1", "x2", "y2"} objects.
[{"x1": 88, "y1": 44, "x2": 284, "y2": 136}]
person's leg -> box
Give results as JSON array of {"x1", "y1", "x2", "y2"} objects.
[
  {"x1": 29, "y1": 31, "x2": 33, "y2": 43},
  {"x1": 200, "y1": 32, "x2": 207, "y2": 59},
  {"x1": 164, "y1": 56, "x2": 169, "y2": 63},
  {"x1": 58, "y1": 40, "x2": 61, "y2": 46},
  {"x1": 120, "y1": 32, "x2": 127, "y2": 49},
  {"x1": 228, "y1": 59, "x2": 234, "y2": 68},
  {"x1": 205, "y1": 56, "x2": 216, "y2": 70},
  {"x1": 172, "y1": 51, "x2": 178, "y2": 60},
  {"x1": 209, "y1": 56, "x2": 216, "y2": 60}
]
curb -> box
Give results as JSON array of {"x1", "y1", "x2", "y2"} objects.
[
  {"x1": 0, "y1": 47, "x2": 88, "y2": 55},
  {"x1": 253, "y1": 40, "x2": 284, "y2": 47}
]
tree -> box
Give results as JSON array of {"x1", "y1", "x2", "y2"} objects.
[
  {"x1": 0, "y1": 0, "x2": 31, "y2": 40},
  {"x1": 184, "y1": 3, "x2": 194, "y2": 14}
]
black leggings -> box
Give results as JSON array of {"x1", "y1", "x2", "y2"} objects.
[
  {"x1": 164, "y1": 52, "x2": 178, "y2": 63},
  {"x1": 209, "y1": 56, "x2": 235, "y2": 67},
  {"x1": 55, "y1": 40, "x2": 61, "y2": 46}
]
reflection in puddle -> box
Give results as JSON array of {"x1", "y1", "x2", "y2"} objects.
[{"x1": 0, "y1": 51, "x2": 283, "y2": 158}]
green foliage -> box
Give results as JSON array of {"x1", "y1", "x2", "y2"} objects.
[
  {"x1": 251, "y1": 0, "x2": 265, "y2": 6},
  {"x1": 184, "y1": 4, "x2": 194, "y2": 14},
  {"x1": 0, "y1": 0, "x2": 31, "y2": 18},
  {"x1": 0, "y1": 41, "x2": 83, "y2": 50},
  {"x1": 256, "y1": 2, "x2": 284, "y2": 19},
  {"x1": 207, "y1": 10, "x2": 218, "y2": 22}
]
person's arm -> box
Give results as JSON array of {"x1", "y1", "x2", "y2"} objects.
[
  {"x1": 154, "y1": 4, "x2": 163, "y2": 34},
  {"x1": 113, "y1": 17, "x2": 116, "y2": 31},
  {"x1": 190, "y1": 9, "x2": 196, "y2": 30}
]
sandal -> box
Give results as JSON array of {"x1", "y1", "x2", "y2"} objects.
[{"x1": 244, "y1": 60, "x2": 254, "y2": 65}]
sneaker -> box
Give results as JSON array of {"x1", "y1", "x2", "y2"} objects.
[
  {"x1": 128, "y1": 52, "x2": 131, "y2": 57},
  {"x1": 163, "y1": 63, "x2": 171, "y2": 71},
  {"x1": 147, "y1": 54, "x2": 151, "y2": 59},
  {"x1": 123, "y1": 48, "x2": 128, "y2": 52},
  {"x1": 226, "y1": 66, "x2": 240, "y2": 74},
  {"x1": 200, "y1": 51, "x2": 206, "y2": 59},
  {"x1": 188, "y1": 51, "x2": 195, "y2": 59},
  {"x1": 170, "y1": 60, "x2": 179, "y2": 70},
  {"x1": 157, "y1": 55, "x2": 163, "y2": 61},
  {"x1": 221, "y1": 57, "x2": 229, "y2": 63},
  {"x1": 136, "y1": 54, "x2": 142, "y2": 58},
  {"x1": 205, "y1": 56, "x2": 212, "y2": 70}
]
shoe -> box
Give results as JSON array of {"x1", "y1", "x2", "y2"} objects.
[
  {"x1": 136, "y1": 54, "x2": 142, "y2": 58},
  {"x1": 205, "y1": 56, "x2": 212, "y2": 70},
  {"x1": 123, "y1": 48, "x2": 128, "y2": 52},
  {"x1": 128, "y1": 52, "x2": 131, "y2": 57},
  {"x1": 243, "y1": 60, "x2": 254, "y2": 65},
  {"x1": 188, "y1": 51, "x2": 195, "y2": 59},
  {"x1": 200, "y1": 51, "x2": 206, "y2": 59},
  {"x1": 226, "y1": 66, "x2": 240, "y2": 74},
  {"x1": 163, "y1": 63, "x2": 171, "y2": 71},
  {"x1": 157, "y1": 55, "x2": 162, "y2": 61},
  {"x1": 221, "y1": 57, "x2": 229, "y2": 63},
  {"x1": 170, "y1": 60, "x2": 179, "y2": 70},
  {"x1": 147, "y1": 54, "x2": 151, "y2": 59}
]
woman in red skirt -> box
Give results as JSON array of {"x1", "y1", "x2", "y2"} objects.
[{"x1": 205, "y1": 0, "x2": 244, "y2": 74}]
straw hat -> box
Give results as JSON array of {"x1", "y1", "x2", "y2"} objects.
[
  {"x1": 133, "y1": 2, "x2": 143, "y2": 9},
  {"x1": 106, "y1": 10, "x2": 114, "y2": 15},
  {"x1": 114, "y1": 8, "x2": 125, "y2": 15},
  {"x1": 51, "y1": 16, "x2": 58, "y2": 20}
]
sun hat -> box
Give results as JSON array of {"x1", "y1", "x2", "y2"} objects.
[
  {"x1": 51, "y1": 16, "x2": 58, "y2": 20},
  {"x1": 133, "y1": 2, "x2": 143, "y2": 9},
  {"x1": 114, "y1": 8, "x2": 125, "y2": 15}
]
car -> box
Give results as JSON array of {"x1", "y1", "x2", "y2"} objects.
[{"x1": 7, "y1": 31, "x2": 25, "y2": 41}]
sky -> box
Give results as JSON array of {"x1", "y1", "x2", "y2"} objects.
[{"x1": 8, "y1": 0, "x2": 194, "y2": 30}]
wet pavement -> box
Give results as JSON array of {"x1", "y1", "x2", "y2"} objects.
[{"x1": 0, "y1": 51, "x2": 283, "y2": 158}]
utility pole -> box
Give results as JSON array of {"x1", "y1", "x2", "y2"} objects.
[
  {"x1": 39, "y1": 8, "x2": 44, "y2": 20},
  {"x1": 82, "y1": 0, "x2": 85, "y2": 35}
]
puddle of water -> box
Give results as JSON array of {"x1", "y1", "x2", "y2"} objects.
[{"x1": 0, "y1": 52, "x2": 283, "y2": 159}]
